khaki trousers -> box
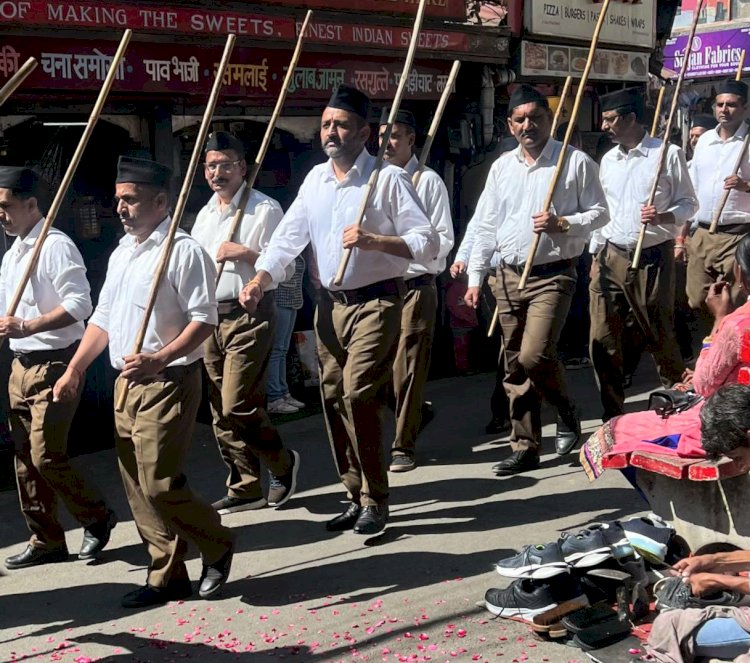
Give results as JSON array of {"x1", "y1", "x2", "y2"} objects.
[
  {"x1": 495, "y1": 262, "x2": 576, "y2": 451},
  {"x1": 10, "y1": 357, "x2": 108, "y2": 549},
  {"x1": 114, "y1": 364, "x2": 232, "y2": 588},
  {"x1": 686, "y1": 227, "x2": 747, "y2": 311},
  {"x1": 316, "y1": 292, "x2": 402, "y2": 506},
  {"x1": 392, "y1": 281, "x2": 437, "y2": 457},
  {"x1": 589, "y1": 241, "x2": 684, "y2": 420},
  {"x1": 202, "y1": 296, "x2": 290, "y2": 500}
]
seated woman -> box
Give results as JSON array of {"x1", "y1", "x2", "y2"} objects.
[
  {"x1": 581, "y1": 235, "x2": 750, "y2": 481},
  {"x1": 644, "y1": 384, "x2": 750, "y2": 662}
]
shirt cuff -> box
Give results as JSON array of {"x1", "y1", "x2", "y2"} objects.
[
  {"x1": 467, "y1": 271, "x2": 484, "y2": 288},
  {"x1": 255, "y1": 254, "x2": 288, "y2": 287},
  {"x1": 88, "y1": 308, "x2": 108, "y2": 333},
  {"x1": 59, "y1": 298, "x2": 93, "y2": 323},
  {"x1": 186, "y1": 307, "x2": 218, "y2": 326}
]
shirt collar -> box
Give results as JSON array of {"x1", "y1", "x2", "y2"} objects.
[
  {"x1": 404, "y1": 154, "x2": 419, "y2": 176},
  {"x1": 12, "y1": 217, "x2": 45, "y2": 255},
  {"x1": 120, "y1": 216, "x2": 172, "y2": 249},
  {"x1": 615, "y1": 131, "x2": 655, "y2": 159},
  {"x1": 323, "y1": 147, "x2": 373, "y2": 184},
  {"x1": 706, "y1": 123, "x2": 748, "y2": 144},
  {"x1": 513, "y1": 137, "x2": 556, "y2": 165},
  {"x1": 207, "y1": 182, "x2": 246, "y2": 214}
]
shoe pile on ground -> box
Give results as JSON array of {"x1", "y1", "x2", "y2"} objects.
[{"x1": 484, "y1": 514, "x2": 702, "y2": 659}]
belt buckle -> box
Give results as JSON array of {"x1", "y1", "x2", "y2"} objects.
[{"x1": 338, "y1": 290, "x2": 350, "y2": 306}]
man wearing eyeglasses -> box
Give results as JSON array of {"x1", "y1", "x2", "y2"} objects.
[{"x1": 191, "y1": 131, "x2": 300, "y2": 516}]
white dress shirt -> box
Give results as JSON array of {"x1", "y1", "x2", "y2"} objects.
[
  {"x1": 89, "y1": 217, "x2": 218, "y2": 370},
  {"x1": 191, "y1": 182, "x2": 285, "y2": 300},
  {"x1": 591, "y1": 134, "x2": 698, "y2": 252},
  {"x1": 256, "y1": 148, "x2": 438, "y2": 291},
  {"x1": 403, "y1": 155, "x2": 454, "y2": 278},
  {"x1": 690, "y1": 123, "x2": 750, "y2": 226},
  {"x1": 455, "y1": 200, "x2": 500, "y2": 269},
  {"x1": 0, "y1": 219, "x2": 92, "y2": 352},
  {"x1": 467, "y1": 138, "x2": 609, "y2": 288}
]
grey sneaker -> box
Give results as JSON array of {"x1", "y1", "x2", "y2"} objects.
[
  {"x1": 267, "y1": 450, "x2": 300, "y2": 507},
  {"x1": 653, "y1": 576, "x2": 743, "y2": 612},
  {"x1": 495, "y1": 542, "x2": 570, "y2": 579},
  {"x1": 389, "y1": 455, "x2": 416, "y2": 473}
]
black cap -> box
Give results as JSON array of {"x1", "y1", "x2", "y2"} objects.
[
  {"x1": 508, "y1": 85, "x2": 548, "y2": 113},
  {"x1": 116, "y1": 156, "x2": 172, "y2": 189},
  {"x1": 600, "y1": 87, "x2": 644, "y2": 118},
  {"x1": 327, "y1": 84, "x2": 370, "y2": 120},
  {"x1": 205, "y1": 131, "x2": 245, "y2": 159},
  {"x1": 0, "y1": 167, "x2": 43, "y2": 195},
  {"x1": 692, "y1": 114, "x2": 718, "y2": 130},
  {"x1": 715, "y1": 78, "x2": 748, "y2": 102},
  {"x1": 379, "y1": 108, "x2": 416, "y2": 129}
]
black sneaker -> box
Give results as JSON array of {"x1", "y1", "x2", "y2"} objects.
[
  {"x1": 389, "y1": 455, "x2": 416, "y2": 473},
  {"x1": 495, "y1": 542, "x2": 570, "y2": 579},
  {"x1": 212, "y1": 495, "x2": 267, "y2": 514},
  {"x1": 559, "y1": 529, "x2": 612, "y2": 568},
  {"x1": 485, "y1": 575, "x2": 588, "y2": 620},
  {"x1": 267, "y1": 449, "x2": 300, "y2": 507},
  {"x1": 653, "y1": 576, "x2": 743, "y2": 612},
  {"x1": 621, "y1": 515, "x2": 674, "y2": 563}
]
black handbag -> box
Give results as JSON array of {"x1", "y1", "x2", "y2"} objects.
[{"x1": 648, "y1": 389, "x2": 703, "y2": 418}]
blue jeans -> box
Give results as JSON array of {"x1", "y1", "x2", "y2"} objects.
[
  {"x1": 694, "y1": 617, "x2": 750, "y2": 659},
  {"x1": 267, "y1": 306, "x2": 297, "y2": 402}
]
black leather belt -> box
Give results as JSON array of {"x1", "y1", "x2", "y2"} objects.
[
  {"x1": 405, "y1": 274, "x2": 436, "y2": 290},
  {"x1": 698, "y1": 222, "x2": 750, "y2": 235},
  {"x1": 326, "y1": 278, "x2": 405, "y2": 306},
  {"x1": 13, "y1": 342, "x2": 79, "y2": 369},
  {"x1": 501, "y1": 258, "x2": 574, "y2": 278},
  {"x1": 607, "y1": 239, "x2": 672, "y2": 258}
]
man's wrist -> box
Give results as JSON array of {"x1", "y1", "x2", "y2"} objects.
[{"x1": 557, "y1": 216, "x2": 570, "y2": 233}]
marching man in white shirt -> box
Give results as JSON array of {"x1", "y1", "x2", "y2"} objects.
[
  {"x1": 687, "y1": 79, "x2": 750, "y2": 316},
  {"x1": 465, "y1": 84, "x2": 609, "y2": 474},
  {"x1": 239, "y1": 85, "x2": 438, "y2": 536},
  {"x1": 590, "y1": 88, "x2": 697, "y2": 422},
  {"x1": 191, "y1": 131, "x2": 299, "y2": 514},
  {"x1": 378, "y1": 108, "x2": 454, "y2": 473},
  {"x1": 54, "y1": 157, "x2": 234, "y2": 608},
  {"x1": 0, "y1": 167, "x2": 116, "y2": 570}
]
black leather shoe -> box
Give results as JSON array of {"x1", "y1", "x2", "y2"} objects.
[
  {"x1": 555, "y1": 408, "x2": 582, "y2": 455},
  {"x1": 79, "y1": 509, "x2": 118, "y2": 559},
  {"x1": 325, "y1": 503, "x2": 361, "y2": 531},
  {"x1": 492, "y1": 450, "x2": 540, "y2": 476},
  {"x1": 121, "y1": 578, "x2": 193, "y2": 608},
  {"x1": 5, "y1": 544, "x2": 69, "y2": 570},
  {"x1": 198, "y1": 543, "x2": 234, "y2": 599},
  {"x1": 485, "y1": 416, "x2": 511, "y2": 435},
  {"x1": 353, "y1": 505, "x2": 389, "y2": 535}
]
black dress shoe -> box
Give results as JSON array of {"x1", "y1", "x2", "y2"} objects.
[
  {"x1": 492, "y1": 450, "x2": 540, "y2": 476},
  {"x1": 555, "y1": 408, "x2": 582, "y2": 455},
  {"x1": 353, "y1": 505, "x2": 389, "y2": 535},
  {"x1": 121, "y1": 578, "x2": 193, "y2": 609},
  {"x1": 5, "y1": 544, "x2": 69, "y2": 570},
  {"x1": 325, "y1": 503, "x2": 361, "y2": 531},
  {"x1": 79, "y1": 509, "x2": 118, "y2": 560},
  {"x1": 198, "y1": 543, "x2": 234, "y2": 599},
  {"x1": 485, "y1": 416, "x2": 511, "y2": 435}
]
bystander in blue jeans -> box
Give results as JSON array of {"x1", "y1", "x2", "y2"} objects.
[
  {"x1": 694, "y1": 617, "x2": 750, "y2": 659},
  {"x1": 267, "y1": 305, "x2": 297, "y2": 403}
]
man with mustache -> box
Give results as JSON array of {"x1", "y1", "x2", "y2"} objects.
[
  {"x1": 239, "y1": 85, "x2": 437, "y2": 535},
  {"x1": 464, "y1": 84, "x2": 609, "y2": 474},
  {"x1": 53, "y1": 156, "x2": 234, "y2": 607},
  {"x1": 0, "y1": 167, "x2": 116, "y2": 570},
  {"x1": 377, "y1": 108, "x2": 454, "y2": 473},
  {"x1": 687, "y1": 80, "x2": 750, "y2": 322},
  {"x1": 588, "y1": 88, "x2": 697, "y2": 422},
  {"x1": 191, "y1": 131, "x2": 299, "y2": 514}
]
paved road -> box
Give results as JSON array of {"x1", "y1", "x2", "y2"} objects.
[{"x1": 0, "y1": 364, "x2": 658, "y2": 663}]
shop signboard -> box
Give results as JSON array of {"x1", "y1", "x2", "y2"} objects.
[
  {"x1": 663, "y1": 28, "x2": 750, "y2": 78},
  {"x1": 0, "y1": 38, "x2": 453, "y2": 100},
  {"x1": 520, "y1": 40, "x2": 650, "y2": 81},
  {"x1": 524, "y1": 0, "x2": 656, "y2": 49},
  {"x1": 0, "y1": 1, "x2": 473, "y2": 52},
  {"x1": 238, "y1": 0, "x2": 467, "y2": 20}
]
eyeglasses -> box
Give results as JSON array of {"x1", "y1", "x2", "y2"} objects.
[{"x1": 204, "y1": 160, "x2": 242, "y2": 174}]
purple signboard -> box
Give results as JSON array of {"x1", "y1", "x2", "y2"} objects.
[{"x1": 663, "y1": 28, "x2": 750, "y2": 78}]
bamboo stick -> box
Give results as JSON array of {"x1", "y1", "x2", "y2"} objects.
[
  {"x1": 115, "y1": 34, "x2": 236, "y2": 412},
  {"x1": 0, "y1": 58, "x2": 38, "y2": 107},
  {"x1": 550, "y1": 76, "x2": 573, "y2": 138},
  {"x1": 215, "y1": 11, "x2": 314, "y2": 284},
  {"x1": 651, "y1": 85, "x2": 665, "y2": 138},
  {"x1": 333, "y1": 0, "x2": 428, "y2": 286}
]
